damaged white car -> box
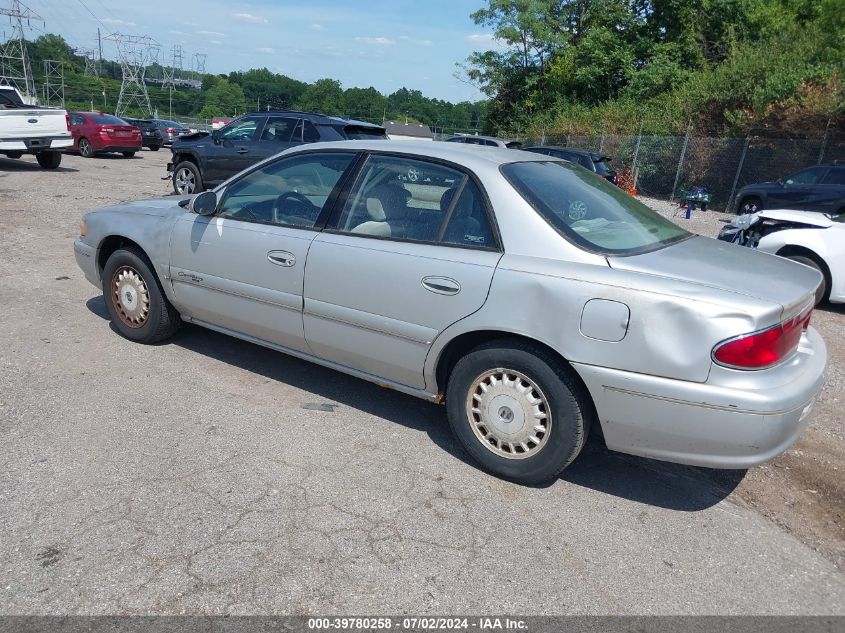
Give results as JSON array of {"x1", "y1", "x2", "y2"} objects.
[{"x1": 719, "y1": 209, "x2": 845, "y2": 303}]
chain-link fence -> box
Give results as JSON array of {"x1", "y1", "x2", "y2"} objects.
[{"x1": 525, "y1": 131, "x2": 845, "y2": 212}]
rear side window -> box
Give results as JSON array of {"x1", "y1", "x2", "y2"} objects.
[
  {"x1": 822, "y1": 169, "x2": 845, "y2": 185},
  {"x1": 786, "y1": 167, "x2": 825, "y2": 185},
  {"x1": 334, "y1": 155, "x2": 495, "y2": 249},
  {"x1": 502, "y1": 160, "x2": 689, "y2": 255},
  {"x1": 262, "y1": 117, "x2": 298, "y2": 142}
]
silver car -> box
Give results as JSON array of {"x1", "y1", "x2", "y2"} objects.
[{"x1": 73, "y1": 141, "x2": 827, "y2": 483}]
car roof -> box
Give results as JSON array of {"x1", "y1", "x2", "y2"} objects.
[
  {"x1": 239, "y1": 110, "x2": 384, "y2": 129},
  {"x1": 283, "y1": 139, "x2": 554, "y2": 170}
]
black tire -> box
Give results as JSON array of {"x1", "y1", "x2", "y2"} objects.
[
  {"x1": 785, "y1": 254, "x2": 830, "y2": 304},
  {"x1": 446, "y1": 339, "x2": 593, "y2": 484},
  {"x1": 35, "y1": 151, "x2": 61, "y2": 169},
  {"x1": 149, "y1": 145, "x2": 161, "y2": 152},
  {"x1": 5, "y1": 151, "x2": 23, "y2": 159},
  {"x1": 122, "y1": 151, "x2": 136, "y2": 158},
  {"x1": 102, "y1": 247, "x2": 180, "y2": 344},
  {"x1": 172, "y1": 160, "x2": 203, "y2": 195},
  {"x1": 700, "y1": 203, "x2": 708, "y2": 212},
  {"x1": 79, "y1": 138, "x2": 94, "y2": 158},
  {"x1": 738, "y1": 196, "x2": 762, "y2": 215}
]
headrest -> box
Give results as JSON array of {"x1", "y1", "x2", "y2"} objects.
[{"x1": 366, "y1": 184, "x2": 410, "y2": 221}]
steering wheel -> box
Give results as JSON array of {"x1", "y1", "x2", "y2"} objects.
[{"x1": 273, "y1": 191, "x2": 317, "y2": 225}]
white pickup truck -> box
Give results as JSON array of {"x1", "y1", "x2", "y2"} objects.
[{"x1": 0, "y1": 85, "x2": 72, "y2": 169}]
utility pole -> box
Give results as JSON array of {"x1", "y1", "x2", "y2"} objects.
[
  {"x1": 42, "y1": 59, "x2": 64, "y2": 107},
  {"x1": 105, "y1": 32, "x2": 160, "y2": 117},
  {"x1": 0, "y1": 0, "x2": 40, "y2": 99}
]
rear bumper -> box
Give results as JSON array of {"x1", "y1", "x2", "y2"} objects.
[
  {"x1": 572, "y1": 327, "x2": 827, "y2": 469},
  {"x1": 0, "y1": 136, "x2": 73, "y2": 151},
  {"x1": 91, "y1": 144, "x2": 142, "y2": 153},
  {"x1": 74, "y1": 239, "x2": 100, "y2": 288}
]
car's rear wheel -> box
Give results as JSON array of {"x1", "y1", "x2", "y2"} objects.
[
  {"x1": 173, "y1": 161, "x2": 202, "y2": 195},
  {"x1": 5, "y1": 151, "x2": 22, "y2": 159},
  {"x1": 446, "y1": 340, "x2": 592, "y2": 484},
  {"x1": 79, "y1": 138, "x2": 94, "y2": 158},
  {"x1": 122, "y1": 151, "x2": 136, "y2": 158},
  {"x1": 149, "y1": 146, "x2": 160, "y2": 152},
  {"x1": 35, "y1": 151, "x2": 61, "y2": 169},
  {"x1": 785, "y1": 254, "x2": 829, "y2": 304},
  {"x1": 738, "y1": 196, "x2": 761, "y2": 215},
  {"x1": 102, "y1": 248, "x2": 180, "y2": 343}
]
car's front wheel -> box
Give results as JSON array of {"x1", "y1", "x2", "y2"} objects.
[
  {"x1": 446, "y1": 340, "x2": 592, "y2": 484},
  {"x1": 173, "y1": 161, "x2": 202, "y2": 195},
  {"x1": 122, "y1": 151, "x2": 136, "y2": 158},
  {"x1": 102, "y1": 248, "x2": 180, "y2": 343},
  {"x1": 149, "y1": 146, "x2": 160, "y2": 152}
]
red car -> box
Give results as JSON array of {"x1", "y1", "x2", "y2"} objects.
[{"x1": 67, "y1": 112, "x2": 142, "y2": 158}]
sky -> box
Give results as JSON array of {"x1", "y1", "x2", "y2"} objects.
[{"x1": 22, "y1": 0, "x2": 503, "y2": 103}]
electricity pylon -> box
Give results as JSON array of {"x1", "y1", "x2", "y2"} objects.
[
  {"x1": 105, "y1": 32, "x2": 159, "y2": 117},
  {"x1": 76, "y1": 47, "x2": 99, "y2": 77},
  {"x1": 192, "y1": 52, "x2": 206, "y2": 76},
  {"x1": 42, "y1": 59, "x2": 64, "y2": 106},
  {"x1": 0, "y1": 0, "x2": 40, "y2": 98}
]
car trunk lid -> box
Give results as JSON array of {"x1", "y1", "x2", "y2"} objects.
[{"x1": 608, "y1": 235, "x2": 820, "y2": 319}]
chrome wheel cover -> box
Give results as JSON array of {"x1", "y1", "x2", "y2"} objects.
[
  {"x1": 175, "y1": 167, "x2": 196, "y2": 194},
  {"x1": 466, "y1": 368, "x2": 551, "y2": 459},
  {"x1": 111, "y1": 266, "x2": 150, "y2": 328}
]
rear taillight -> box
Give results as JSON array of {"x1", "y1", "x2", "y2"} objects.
[
  {"x1": 712, "y1": 309, "x2": 812, "y2": 369},
  {"x1": 65, "y1": 114, "x2": 70, "y2": 131},
  {"x1": 166, "y1": 128, "x2": 178, "y2": 134}
]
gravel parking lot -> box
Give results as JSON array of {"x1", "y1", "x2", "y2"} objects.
[{"x1": 1, "y1": 150, "x2": 843, "y2": 615}]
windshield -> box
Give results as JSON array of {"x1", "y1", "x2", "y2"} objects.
[
  {"x1": 343, "y1": 126, "x2": 387, "y2": 140},
  {"x1": 90, "y1": 114, "x2": 127, "y2": 125},
  {"x1": 593, "y1": 158, "x2": 612, "y2": 175},
  {"x1": 502, "y1": 161, "x2": 690, "y2": 255}
]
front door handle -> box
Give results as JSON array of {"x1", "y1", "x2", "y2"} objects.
[
  {"x1": 268, "y1": 250, "x2": 296, "y2": 267},
  {"x1": 236, "y1": 148, "x2": 249, "y2": 154},
  {"x1": 421, "y1": 276, "x2": 461, "y2": 295}
]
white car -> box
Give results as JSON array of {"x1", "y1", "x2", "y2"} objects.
[
  {"x1": 719, "y1": 209, "x2": 845, "y2": 303},
  {"x1": 0, "y1": 86, "x2": 72, "y2": 168}
]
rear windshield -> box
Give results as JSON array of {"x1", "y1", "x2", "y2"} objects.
[
  {"x1": 593, "y1": 158, "x2": 612, "y2": 175},
  {"x1": 505, "y1": 141, "x2": 523, "y2": 149},
  {"x1": 157, "y1": 120, "x2": 185, "y2": 129},
  {"x1": 343, "y1": 125, "x2": 387, "y2": 140},
  {"x1": 502, "y1": 161, "x2": 689, "y2": 255},
  {"x1": 0, "y1": 89, "x2": 24, "y2": 107},
  {"x1": 90, "y1": 114, "x2": 127, "y2": 125}
]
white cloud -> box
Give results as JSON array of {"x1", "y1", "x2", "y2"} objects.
[
  {"x1": 355, "y1": 36, "x2": 395, "y2": 46},
  {"x1": 198, "y1": 30, "x2": 226, "y2": 37},
  {"x1": 399, "y1": 35, "x2": 433, "y2": 46},
  {"x1": 256, "y1": 47, "x2": 275, "y2": 54},
  {"x1": 465, "y1": 34, "x2": 496, "y2": 43},
  {"x1": 233, "y1": 12, "x2": 268, "y2": 24},
  {"x1": 311, "y1": 24, "x2": 325, "y2": 31},
  {"x1": 168, "y1": 30, "x2": 187, "y2": 36},
  {"x1": 209, "y1": 40, "x2": 222, "y2": 46},
  {"x1": 102, "y1": 18, "x2": 136, "y2": 27}
]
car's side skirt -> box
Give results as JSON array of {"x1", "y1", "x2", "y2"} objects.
[{"x1": 183, "y1": 315, "x2": 443, "y2": 403}]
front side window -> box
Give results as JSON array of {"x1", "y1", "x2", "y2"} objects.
[
  {"x1": 334, "y1": 155, "x2": 495, "y2": 248},
  {"x1": 786, "y1": 167, "x2": 825, "y2": 185},
  {"x1": 502, "y1": 160, "x2": 689, "y2": 255},
  {"x1": 220, "y1": 116, "x2": 263, "y2": 142},
  {"x1": 217, "y1": 152, "x2": 355, "y2": 228}
]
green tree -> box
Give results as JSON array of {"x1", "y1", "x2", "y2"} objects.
[
  {"x1": 295, "y1": 78, "x2": 345, "y2": 114},
  {"x1": 198, "y1": 79, "x2": 245, "y2": 118}
]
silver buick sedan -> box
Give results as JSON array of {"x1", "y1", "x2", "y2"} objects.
[{"x1": 74, "y1": 141, "x2": 827, "y2": 483}]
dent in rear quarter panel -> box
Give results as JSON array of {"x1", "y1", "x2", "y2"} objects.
[{"x1": 425, "y1": 254, "x2": 780, "y2": 391}]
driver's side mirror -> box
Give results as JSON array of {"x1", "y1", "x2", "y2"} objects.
[
  {"x1": 211, "y1": 129, "x2": 222, "y2": 145},
  {"x1": 191, "y1": 191, "x2": 218, "y2": 216}
]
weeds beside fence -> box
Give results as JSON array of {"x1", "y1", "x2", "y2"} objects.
[{"x1": 524, "y1": 131, "x2": 845, "y2": 212}]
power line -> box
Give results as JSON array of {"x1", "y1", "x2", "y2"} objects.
[{"x1": 0, "y1": 0, "x2": 41, "y2": 98}]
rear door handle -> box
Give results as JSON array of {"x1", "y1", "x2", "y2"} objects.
[
  {"x1": 236, "y1": 148, "x2": 249, "y2": 154},
  {"x1": 422, "y1": 276, "x2": 460, "y2": 295},
  {"x1": 268, "y1": 251, "x2": 296, "y2": 267}
]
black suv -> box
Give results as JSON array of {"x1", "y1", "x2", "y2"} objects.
[
  {"x1": 123, "y1": 118, "x2": 164, "y2": 151},
  {"x1": 168, "y1": 111, "x2": 387, "y2": 194},
  {"x1": 735, "y1": 163, "x2": 845, "y2": 215},
  {"x1": 523, "y1": 146, "x2": 619, "y2": 186}
]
